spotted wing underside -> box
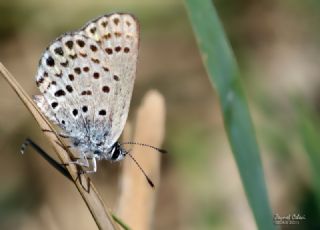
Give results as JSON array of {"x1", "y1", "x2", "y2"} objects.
[{"x1": 34, "y1": 13, "x2": 139, "y2": 146}]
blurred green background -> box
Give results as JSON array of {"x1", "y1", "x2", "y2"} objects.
[{"x1": 1, "y1": 0, "x2": 320, "y2": 229}]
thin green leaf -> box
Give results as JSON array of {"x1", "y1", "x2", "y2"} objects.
[
  {"x1": 297, "y1": 102, "x2": 320, "y2": 210},
  {"x1": 184, "y1": 1, "x2": 274, "y2": 229},
  {"x1": 112, "y1": 214, "x2": 131, "y2": 230}
]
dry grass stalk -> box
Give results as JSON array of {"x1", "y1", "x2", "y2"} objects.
[
  {"x1": 117, "y1": 90, "x2": 166, "y2": 230},
  {"x1": 0, "y1": 63, "x2": 119, "y2": 230}
]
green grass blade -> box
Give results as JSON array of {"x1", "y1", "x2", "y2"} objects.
[
  {"x1": 184, "y1": 1, "x2": 274, "y2": 229},
  {"x1": 297, "y1": 103, "x2": 320, "y2": 211}
]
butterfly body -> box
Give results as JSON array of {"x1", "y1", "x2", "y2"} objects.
[{"x1": 34, "y1": 13, "x2": 139, "y2": 166}]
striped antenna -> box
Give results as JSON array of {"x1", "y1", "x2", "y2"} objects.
[
  {"x1": 126, "y1": 152, "x2": 154, "y2": 188},
  {"x1": 121, "y1": 142, "x2": 167, "y2": 154}
]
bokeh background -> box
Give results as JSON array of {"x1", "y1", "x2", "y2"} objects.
[{"x1": 1, "y1": 0, "x2": 320, "y2": 229}]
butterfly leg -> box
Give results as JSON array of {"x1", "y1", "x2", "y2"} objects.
[
  {"x1": 65, "y1": 157, "x2": 97, "y2": 174},
  {"x1": 42, "y1": 129, "x2": 70, "y2": 138},
  {"x1": 20, "y1": 138, "x2": 72, "y2": 181},
  {"x1": 80, "y1": 157, "x2": 97, "y2": 174},
  {"x1": 64, "y1": 157, "x2": 90, "y2": 168}
]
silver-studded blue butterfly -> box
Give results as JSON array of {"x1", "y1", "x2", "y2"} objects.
[{"x1": 33, "y1": 13, "x2": 140, "y2": 173}]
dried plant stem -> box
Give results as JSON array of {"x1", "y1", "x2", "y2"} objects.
[
  {"x1": 117, "y1": 90, "x2": 166, "y2": 230},
  {"x1": 0, "y1": 63, "x2": 119, "y2": 230}
]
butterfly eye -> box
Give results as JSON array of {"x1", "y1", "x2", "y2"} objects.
[{"x1": 111, "y1": 148, "x2": 121, "y2": 160}]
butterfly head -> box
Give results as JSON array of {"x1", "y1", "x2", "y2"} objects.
[
  {"x1": 93, "y1": 142, "x2": 126, "y2": 161},
  {"x1": 109, "y1": 142, "x2": 127, "y2": 161}
]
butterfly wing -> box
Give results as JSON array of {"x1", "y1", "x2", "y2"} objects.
[
  {"x1": 81, "y1": 13, "x2": 139, "y2": 146},
  {"x1": 34, "y1": 13, "x2": 139, "y2": 147}
]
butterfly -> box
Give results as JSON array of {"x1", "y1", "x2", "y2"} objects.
[{"x1": 33, "y1": 13, "x2": 141, "y2": 173}]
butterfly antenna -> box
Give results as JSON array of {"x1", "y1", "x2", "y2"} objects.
[
  {"x1": 126, "y1": 152, "x2": 155, "y2": 188},
  {"x1": 121, "y1": 142, "x2": 167, "y2": 154}
]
